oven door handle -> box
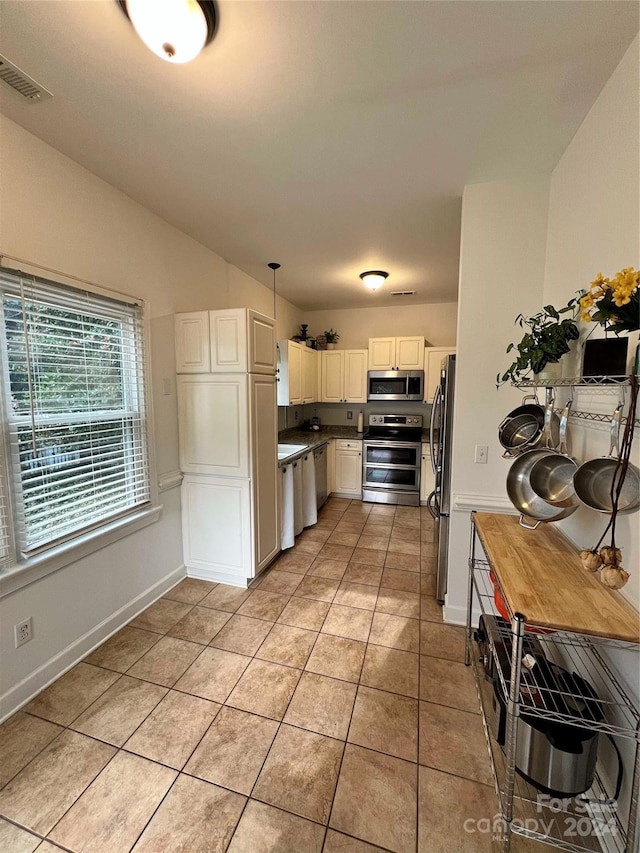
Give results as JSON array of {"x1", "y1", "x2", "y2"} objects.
[
  {"x1": 363, "y1": 441, "x2": 422, "y2": 450},
  {"x1": 429, "y1": 384, "x2": 442, "y2": 475}
]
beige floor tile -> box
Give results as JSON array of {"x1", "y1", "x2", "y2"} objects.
[
  {"x1": 284, "y1": 672, "x2": 357, "y2": 739},
  {"x1": 227, "y1": 799, "x2": 325, "y2": 853},
  {"x1": 129, "y1": 599, "x2": 193, "y2": 633},
  {"x1": 420, "y1": 574, "x2": 437, "y2": 596},
  {"x1": 0, "y1": 818, "x2": 40, "y2": 853},
  {"x1": 350, "y1": 547, "x2": 385, "y2": 567},
  {"x1": 255, "y1": 623, "x2": 318, "y2": 668},
  {"x1": 319, "y1": 543, "x2": 356, "y2": 562},
  {"x1": 70, "y1": 675, "x2": 167, "y2": 746},
  {"x1": 387, "y1": 539, "x2": 420, "y2": 556},
  {"x1": 360, "y1": 645, "x2": 419, "y2": 698},
  {"x1": 293, "y1": 538, "x2": 325, "y2": 557},
  {"x1": 418, "y1": 765, "x2": 497, "y2": 852},
  {"x1": 420, "y1": 621, "x2": 466, "y2": 661},
  {"x1": 420, "y1": 594, "x2": 443, "y2": 623},
  {"x1": 298, "y1": 526, "x2": 332, "y2": 542},
  {"x1": 25, "y1": 663, "x2": 119, "y2": 726},
  {"x1": 330, "y1": 744, "x2": 417, "y2": 853},
  {"x1": 393, "y1": 511, "x2": 419, "y2": 527},
  {"x1": 163, "y1": 577, "x2": 217, "y2": 605},
  {"x1": 391, "y1": 524, "x2": 420, "y2": 541},
  {"x1": 322, "y1": 604, "x2": 373, "y2": 642},
  {"x1": 420, "y1": 656, "x2": 479, "y2": 713},
  {"x1": 49, "y1": 751, "x2": 176, "y2": 853},
  {"x1": 348, "y1": 686, "x2": 418, "y2": 762},
  {"x1": 294, "y1": 575, "x2": 340, "y2": 602},
  {"x1": 226, "y1": 658, "x2": 301, "y2": 720},
  {"x1": 356, "y1": 535, "x2": 389, "y2": 552},
  {"x1": 0, "y1": 730, "x2": 115, "y2": 835},
  {"x1": 327, "y1": 531, "x2": 360, "y2": 547},
  {"x1": 368, "y1": 612, "x2": 420, "y2": 653},
  {"x1": 369, "y1": 505, "x2": 395, "y2": 517},
  {"x1": 363, "y1": 520, "x2": 393, "y2": 534},
  {"x1": 167, "y1": 606, "x2": 231, "y2": 644},
  {"x1": 199, "y1": 585, "x2": 252, "y2": 612},
  {"x1": 305, "y1": 634, "x2": 366, "y2": 683},
  {"x1": 0, "y1": 712, "x2": 62, "y2": 788},
  {"x1": 124, "y1": 690, "x2": 220, "y2": 769},
  {"x1": 185, "y1": 705, "x2": 278, "y2": 794},
  {"x1": 419, "y1": 701, "x2": 493, "y2": 786},
  {"x1": 253, "y1": 724, "x2": 343, "y2": 824},
  {"x1": 132, "y1": 774, "x2": 245, "y2": 853},
  {"x1": 84, "y1": 626, "x2": 160, "y2": 672},
  {"x1": 174, "y1": 647, "x2": 251, "y2": 702},
  {"x1": 127, "y1": 636, "x2": 203, "y2": 687},
  {"x1": 375, "y1": 589, "x2": 420, "y2": 619},
  {"x1": 278, "y1": 596, "x2": 330, "y2": 630},
  {"x1": 307, "y1": 557, "x2": 349, "y2": 580},
  {"x1": 333, "y1": 581, "x2": 378, "y2": 610},
  {"x1": 342, "y1": 564, "x2": 383, "y2": 586},
  {"x1": 383, "y1": 552, "x2": 421, "y2": 572},
  {"x1": 380, "y1": 568, "x2": 421, "y2": 593},
  {"x1": 334, "y1": 521, "x2": 366, "y2": 535},
  {"x1": 323, "y1": 830, "x2": 388, "y2": 852},
  {"x1": 209, "y1": 614, "x2": 273, "y2": 655},
  {"x1": 236, "y1": 590, "x2": 290, "y2": 621},
  {"x1": 258, "y1": 569, "x2": 303, "y2": 595}
]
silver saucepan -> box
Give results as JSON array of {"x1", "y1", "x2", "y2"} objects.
[
  {"x1": 529, "y1": 401, "x2": 580, "y2": 509},
  {"x1": 573, "y1": 405, "x2": 640, "y2": 514},
  {"x1": 499, "y1": 395, "x2": 559, "y2": 458}
]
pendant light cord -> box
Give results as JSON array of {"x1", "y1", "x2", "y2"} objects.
[{"x1": 268, "y1": 262, "x2": 280, "y2": 321}]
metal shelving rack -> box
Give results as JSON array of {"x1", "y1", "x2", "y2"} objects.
[{"x1": 465, "y1": 515, "x2": 640, "y2": 853}]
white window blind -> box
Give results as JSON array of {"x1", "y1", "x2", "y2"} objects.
[{"x1": 0, "y1": 271, "x2": 150, "y2": 556}]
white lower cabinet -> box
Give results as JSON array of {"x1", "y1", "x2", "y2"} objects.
[
  {"x1": 333, "y1": 439, "x2": 362, "y2": 497},
  {"x1": 420, "y1": 442, "x2": 435, "y2": 503}
]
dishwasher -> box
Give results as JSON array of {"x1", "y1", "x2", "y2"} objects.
[{"x1": 313, "y1": 444, "x2": 328, "y2": 509}]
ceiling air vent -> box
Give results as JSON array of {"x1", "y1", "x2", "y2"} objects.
[
  {"x1": 390, "y1": 290, "x2": 417, "y2": 297},
  {"x1": 0, "y1": 55, "x2": 52, "y2": 103}
]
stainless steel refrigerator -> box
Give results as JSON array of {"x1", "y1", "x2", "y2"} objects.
[{"x1": 428, "y1": 354, "x2": 455, "y2": 604}]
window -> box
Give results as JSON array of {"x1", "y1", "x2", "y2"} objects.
[{"x1": 0, "y1": 270, "x2": 151, "y2": 561}]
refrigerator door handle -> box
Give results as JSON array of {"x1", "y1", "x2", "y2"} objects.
[
  {"x1": 429, "y1": 384, "x2": 442, "y2": 475},
  {"x1": 426, "y1": 489, "x2": 439, "y2": 519}
]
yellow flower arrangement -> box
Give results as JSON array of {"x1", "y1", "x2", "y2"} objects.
[{"x1": 579, "y1": 267, "x2": 639, "y2": 333}]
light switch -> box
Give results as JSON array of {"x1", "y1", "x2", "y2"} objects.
[{"x1": 475, "y1": 444, "x2": 488, "y2": 464}]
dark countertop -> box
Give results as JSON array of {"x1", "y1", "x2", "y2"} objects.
[{"x1": 277, "y1": 426, "x2": 363, "y2": 465}]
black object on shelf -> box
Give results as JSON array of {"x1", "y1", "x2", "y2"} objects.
[{"x1": 582, "y1": 337, "x2": 628, "y2": 380}]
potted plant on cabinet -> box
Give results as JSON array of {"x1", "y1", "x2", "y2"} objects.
[
  {"x1": 324, "y1": 329, "x2": 340, "y2": 350},
  {"x1": 497, "y1": 297, "x2": 580, "y2": 386}
]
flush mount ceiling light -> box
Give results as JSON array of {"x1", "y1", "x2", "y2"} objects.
[
  {"x1": 117, "y1": 0, "x2": 216, "y2": 64},
  {"x1": 360, "y1": 270, "x2": 389, "y2": 291}
]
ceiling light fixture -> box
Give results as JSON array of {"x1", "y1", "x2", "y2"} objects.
[
  {"x1": 360, "y1": 270, "x2": 389, "y2": 291},
  {"x1": 117, "y1": 0, "x2": 217, "y2": 64}
]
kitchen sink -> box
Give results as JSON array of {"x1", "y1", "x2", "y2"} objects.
[{"x1": 277, "y1": 443, "x2": 309, "y2": 461}]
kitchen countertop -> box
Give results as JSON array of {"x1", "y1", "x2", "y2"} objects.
[{"x1": 277, "y1": 426, "x2": 363, "y2": 465}]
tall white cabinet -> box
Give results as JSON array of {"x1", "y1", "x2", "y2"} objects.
[{"x1": 176, "y1": 308, "x2": 279, "y2": 587}]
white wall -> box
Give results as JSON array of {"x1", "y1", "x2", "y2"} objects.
[
  {"x1": 0, "y1": 116, "x2": 302, "y2": 718},
  {"x1": 303, "y1": 302, "x2": 458, "y2": 350}
]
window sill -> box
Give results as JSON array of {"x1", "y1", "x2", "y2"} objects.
[{"x1": 0, "y1": 504, "x2": 163, "y2": 599}]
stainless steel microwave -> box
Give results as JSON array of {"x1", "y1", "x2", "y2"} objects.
[{"x1": 367, "y1": 370, "x2": 424, "y2": 401}]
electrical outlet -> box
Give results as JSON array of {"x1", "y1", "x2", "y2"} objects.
[
  {"x1": 475, "y1": 444, "x2": 488, "y2": 464},
  {"x1": 15, "y1": 617, "x2": 33, "y2": 648},
  {"x1": 347, "y1": 411, "x2": 353, "y2": 420},
  {"x1": 294, "y1": 410, "x2": 299, "y2": 422}
]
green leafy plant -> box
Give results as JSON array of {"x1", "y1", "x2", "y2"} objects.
[
  {"x1": 497, "y1": 298, "x2": 580, "y2": 386},
  {"x1": 324, "y1": 329, "x2": 340, "y2": 343}
]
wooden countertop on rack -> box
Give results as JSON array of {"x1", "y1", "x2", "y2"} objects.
[{"x1": 472, "y1": 512, "x2": 640, "y2": 643}]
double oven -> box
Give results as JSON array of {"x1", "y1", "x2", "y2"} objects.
[{"x1": 362, "y1": 414, "x2": 423, "y2": 506}]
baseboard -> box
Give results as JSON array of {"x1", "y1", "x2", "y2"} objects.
[
  {"x1": 443, "y1": 602, "x2": 483, "y2": 628},
  {"x1": 186, "y1": 567, "x2": 249, "y2": 589},
  {"x1": 0, "y1": 564, "x2": 186, "y2": 723}
]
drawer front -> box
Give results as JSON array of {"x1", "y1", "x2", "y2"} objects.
[{"x1": 335, "y1": 439, "x2": 362, "y2": 451}]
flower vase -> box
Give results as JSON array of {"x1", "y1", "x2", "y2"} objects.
[{"x1": 326, "y1": 342, "x2": 336, "y2": 350}]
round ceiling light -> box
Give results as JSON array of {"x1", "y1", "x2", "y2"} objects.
[
  {"x1": 118, "y1": 0, "x2": 216, "y2": 64},
  {"x1": 360, "y1": 270, "x2": 389, "y2": 291}
]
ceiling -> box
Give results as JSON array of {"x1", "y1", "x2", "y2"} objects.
[{"x1": 0, "y1": 1, "x2": 637, "y2": 311}]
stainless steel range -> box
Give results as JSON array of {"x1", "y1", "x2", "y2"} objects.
[{"x1": 362, "y1": 414, "x2": 423, "y2": 506}]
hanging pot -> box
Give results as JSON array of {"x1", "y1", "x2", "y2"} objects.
[
  {"x1": 573, "y1": 406, "x2": 640, "y2": 514},
  {"x1": 529, "y1": 401, "x2": 580, "y2": 509},
  {"x1": 498, "y1": 395, "x2": 559, "y2": 457}
]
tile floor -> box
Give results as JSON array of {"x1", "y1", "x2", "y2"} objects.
[{"x1": 0, "y1": 499, "x2": 508, "y2": 853}]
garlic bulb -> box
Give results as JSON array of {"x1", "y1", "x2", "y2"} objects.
[
  {"x1": 599, "y1": 546, "x2": 623, "y2": 566},
  {"x1": 600, "y1": 566, "x2": 630, "y2": 590},
  {"x1": 580, "y1": 550, "x2": 602, "y2": 572}
]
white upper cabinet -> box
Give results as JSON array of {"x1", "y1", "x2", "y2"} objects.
[
  {"x1": 277, "y1": 340, "x2": 304, "y2": 405},
  {"x1": 175, "y1": 312, "x2": 211, "y2": 373},
  {"x1": 424, "y1": 346, "x2": 456, "y2": 402},
  {"x1": 368, "y1": 336, "x2": 425, "y2": 370},
  {"x1": 175, "y1": 308, "x2": 275, "y2": 374},
  {"x1": 320, "y1": 350, "x2": 367, "y2": 403},
  {"x1": 301, "y1": 346, "x2": 318, "y2": 404}
]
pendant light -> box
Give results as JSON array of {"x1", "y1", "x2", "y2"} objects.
[
  {"x1": 268, "y1": 262, "x2": 280, "y2": 320},
  {"x1": 117, "y1": 0, "x2": 216, "y2": 64},
  {"x1": 360, "y1": 270, "x2": 389, "y2": 291}
]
